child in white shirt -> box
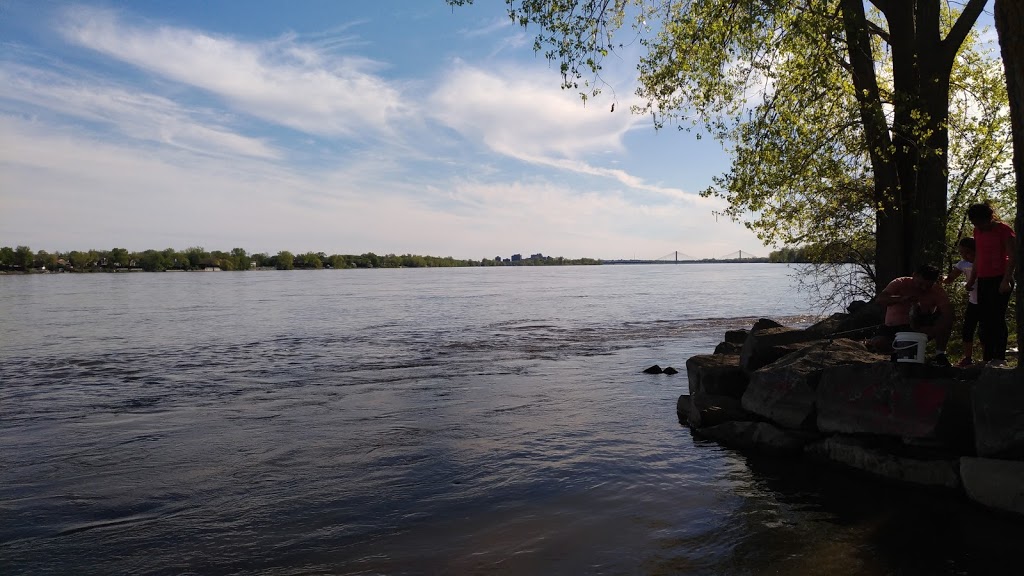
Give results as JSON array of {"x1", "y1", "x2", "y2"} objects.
[{"x1": 943, "y1": 237, "x2": 979, "y2": 366}]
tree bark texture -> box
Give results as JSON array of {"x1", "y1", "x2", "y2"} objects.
[{"x1": 993, "y1": 0, "x2": 1024, "y2": 356}]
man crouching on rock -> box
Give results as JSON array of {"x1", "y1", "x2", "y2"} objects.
[{"x1": 869, "y1": 264, "x2": 953, "y2": 366}]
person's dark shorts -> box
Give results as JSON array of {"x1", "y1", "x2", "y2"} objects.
[{"x1": 961, "y1": 302, "x2": 980, "y2": 341}]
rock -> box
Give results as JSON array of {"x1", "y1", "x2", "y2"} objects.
[
  {"x1": 688, "y1": 394, "x2": 753, "y2": 428},
  {"x1": 806, "y1": 436, "x2": 960, "y2": 488},
  {"x1": 960, "y1": 457, "x2": 1024, "y2": 516},
  {"x1": 724, "y1": 329, "x2": 749, "y2": 344},
  {"x1": 676, "y1": 394, "x2": 691, "y2": 420},
  {"x1": 817, "y1": 362, "x2": 969, "y2": 442},
  {"x1": 804, "y1": 313, "x2": 847, "y2": 338},
  {"x1": 739, "y1": 326, "x2": 816, "y2": 373},
  {"x1": 694, "y1": 420, "x2": 815, "y2": 455},
  {"x1": 741, "y1": 339, "x2": 878, "y2": 430},
  {"x1": 751, "y1": 318, "x2": 785, "y2": 331},
  {"x1": 643, "y1": 364, "x2": 663, "y2": 374},
  {"x1": 714, "y1": 341, "x2": 743, "y2": 355},
  {"x1": 799, "y1": 305, "x2": 885, "y2": 342},
  {"x1": 685, "y1": 354, "x2": 748, "y2": 398},
  {"x1": 662, "y1": 366, "x2": 678, "y2": 375},
  {"x1": 972, "y1": 368, "x2": 1024, "y2": 459},
  {"x1": 836, "y1": 300, "x2": 884, "y2": 333}
]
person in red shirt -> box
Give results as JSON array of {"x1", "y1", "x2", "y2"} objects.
[
  {"x1": 870, "y1": 264, "x2": 953, "y2": 365},
  {"x1": 965, "y1": 203, "x2": 1017, "y2": 366}
]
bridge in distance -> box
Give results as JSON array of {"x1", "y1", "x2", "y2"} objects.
[{"x1": 602, "y1": 250, "x2": 766, "y2": 264}]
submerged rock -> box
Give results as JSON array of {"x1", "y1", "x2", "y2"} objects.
[
  {"x1": 960, "y1": 457, "x2": 1024, "y2": 515},
  {"x1": 662, "y1": 366, "x2": 678, "y2": 375},
  {"x1": 694, "y1": 420, "x2": 816, "y2": 455},
  {"x1": 806, "y1": 435, "x2": 960, "y2": 488},
  {"x1": 643, "y1": 364, "x2": 663, "y2": 374}
]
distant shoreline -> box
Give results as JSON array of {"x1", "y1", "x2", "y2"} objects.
[{"x1": 0, "y1": 258, "x2": 783, "y2": 275}]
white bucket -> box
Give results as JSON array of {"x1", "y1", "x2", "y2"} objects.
[{"x1": 892, "y1": 332, "x2": 927, "y2": 364}]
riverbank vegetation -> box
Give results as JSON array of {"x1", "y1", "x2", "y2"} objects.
[{"x1": 0, "y1": 246, "x2": 601, "y2": 272}]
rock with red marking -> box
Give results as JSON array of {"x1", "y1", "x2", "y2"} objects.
[{"x1": 816, "y1": 362, "x2": 969, "y2": 442}]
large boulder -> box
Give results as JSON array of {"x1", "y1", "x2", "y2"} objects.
[
  {"x1": 960, "y1": 457, "x2": 1024, "y2": 516},
  {"x1": 677, "y1": 394, "x2": 692, "y2": 424},
  {"x1": 685, "y1": 354, "x2": 749, "y2": 398},
  {"x1": 806, "y1": 436, "x2": 960, "y2": 488},
  {"x1": 694, "y1": 421, "x2": 816, "y2": 455},
  {"x1": 687, "y1": 393, "x2": 754, "y2": 428},
  {"x1": 713, "y1": 341, "x2": 743, "y2": 355},
  {"x1": 804, "y1": 301, "x2": 885, "y2": 341},
  {"x1": 972, "y1": 368, "x2": 1024, "y2": 459},
  {"x1": 739, "y1": 326, "x2": 817, "y2": 373},
  {"x1": 741, "y1": 339, "x2": 879, "y2": 430},
  {"x1": 724, "y1": 329, "x2": 749, "y2": 345},
  {"x1": 817, "y1": 362, "x2": 971, "y2": 442}
]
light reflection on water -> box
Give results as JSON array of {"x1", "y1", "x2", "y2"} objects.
[{"x1": 1, "y1": 265, "x2": 1020, "y2": 575}]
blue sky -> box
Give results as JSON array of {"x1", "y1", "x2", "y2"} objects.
[{"x1": 2, "y1": 1, "x2": 822, "y2": 259}]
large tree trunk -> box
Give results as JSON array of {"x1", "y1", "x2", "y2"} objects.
[
  {"x1": 855, "y1": 0, "x2": 987, "y2": 291},
  {"x1": 841, "y1": 0, "x2": 904, "y2": 292},
  {"x1": 993, "y1": 0, "x2": 1024, "y2": 355},
  {"x1": 912, "y1": 1, "x2": 953, "y2": 270}
]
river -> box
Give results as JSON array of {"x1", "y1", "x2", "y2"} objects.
[{"x1": 1, "y1": 264, "x2": 1020, "y2": 575}]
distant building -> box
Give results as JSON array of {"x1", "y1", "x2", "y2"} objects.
[
  {"x1": 511, "y1": 254, "x2": 522, "y2": 262},
  {"x1": 530, "y1": 253, "x2": 543, "y2": 260}
]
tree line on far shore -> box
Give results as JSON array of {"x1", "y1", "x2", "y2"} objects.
[{"x1": 0, "y1": 246, "x2": 602, "y2": 272}]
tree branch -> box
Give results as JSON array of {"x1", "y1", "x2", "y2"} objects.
[{"x1": 943, "y1": 0, "x2": 989, "y2": 63}]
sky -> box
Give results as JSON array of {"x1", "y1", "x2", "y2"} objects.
[{"x1": 0, "y1": 2, "x2": 996, "y2": 260}]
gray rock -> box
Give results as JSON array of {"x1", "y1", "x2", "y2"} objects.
[
  {"x1": 714, "y1": 341, "x2": 743, "y2": 355},
  {"x1": 751, "y1": 318, "x2": 785, "y2": 331},
  {"x1": 806, "y1": 436, "x2": 960, "y2": 488},
  {"x1": 972, "y1": 368, "x2": 1024, "y2": 459},
  {"x1": 817, "y1": 362, "x2": 966, "y2": 442},
  {"x1": 960, "y1": 457, "x2": 1024, "y2": 516},
  {"x1": 695, "y1": 420, "x2": 815, "y2": 455},
  {"x1": 741, "y1": 339, "x2": 877, "y2": 430},
  {"x1": 724, "y1": 329, "x2": 749, "y2": 344},
  {"x1": 739, "y1": 326, "x2": 815, "y2": 373},
  {"x1": 676, "y1": 394, "x2": 691, "y2": 420},
  {"x1": 662, "y1": 366, "x2": 679, "y2": 375},
  {"x1": 643, "y1": 364, "x2": 663, "y2": 374},
  {"x1": 688, "y1": 393, "x2": 753, "y2": 428},
  {"x1": 684, "y1": 354, "x2": 748, "y2": 398}
]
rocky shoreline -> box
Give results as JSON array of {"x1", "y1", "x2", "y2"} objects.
[{"x1": 677, "y1": 306, "x2": 1024, "y2": 517}]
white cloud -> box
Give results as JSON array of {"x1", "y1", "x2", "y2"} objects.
[
  {"x1": 430, "y1": 61, "x2": 711, "y2": 205},
  {"x1": 431, "y1": 61, "x2": 634, "y2": 160},
  {"x1": 60, "y1": 6, "x2": 408, "y2": 139},
  {"x1": 0, "y1": 65, "x2": 280, "y2": 159}
]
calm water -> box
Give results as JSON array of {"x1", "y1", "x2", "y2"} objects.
[{"x1": 1, "y1": 264, "x2": 1020, "y2": 575}]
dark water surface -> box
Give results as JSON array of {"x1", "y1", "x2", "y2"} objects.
[{"x1": 1, "y1": 265, "x2": 1020, "y2": 575}]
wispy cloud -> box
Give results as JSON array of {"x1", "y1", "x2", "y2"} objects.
[
  {"x1": 0, "y1": 65, "x2": 280, "y2": 159},
  {"x1": 60, "y1": 6, "x2": 408, "y2": 139},
  {"x1": 430, "y1": 61, "x2": 709, "y2": 204}
]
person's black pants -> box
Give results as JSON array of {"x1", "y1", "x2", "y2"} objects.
[{"x1": 976, "y1": 276, "x2": 1012, "y2": 361}]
